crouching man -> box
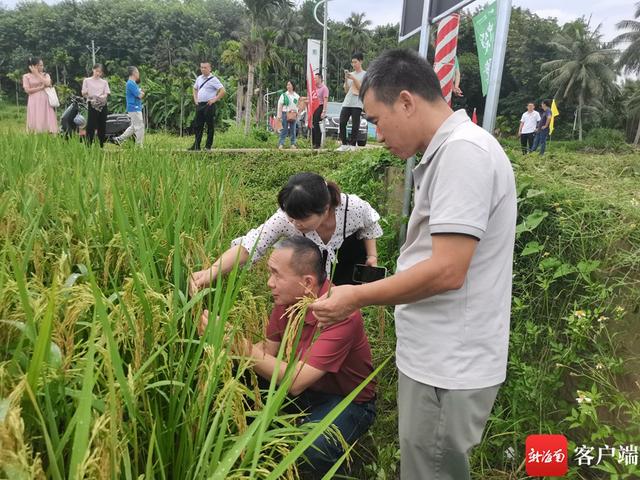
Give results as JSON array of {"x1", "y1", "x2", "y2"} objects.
[{"x1": 199, "y1": 236, "x2": 376, "y2": 475}]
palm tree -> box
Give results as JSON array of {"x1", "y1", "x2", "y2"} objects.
[
  {"x1": 626, "y1": 82, "x2": 640, "y2": 144},
  {"x1": 240, "y1": 0, "x2": 292, "y2": 134},
  {"x1": 612, "y1": 2, "x2": 640, "y2": 74},
  {"x1": 540, "y1": 20, "x2": 619, "y2": 140},
  {"x1": 274, "y1": 7, "x2": 304, "y2": 49},
  {"x1": 221, "y1": 40, "x2": 248, "y2": 126},
  {"x1": 344, "y1": 12, "x2": 372, "y2": 52}
]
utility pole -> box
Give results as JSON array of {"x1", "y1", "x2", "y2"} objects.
[
  {"x1": 400, "y1": 0, "x2": 432, "y2": 244},
  {"x1": 322, "y1": 0, "x2": 328, "y2": 82},
  {"x1": 314, "y1": 0, "x2": 332, "y2": 85},
  {"x1": 86, "y1": 40, "x2": 100, "y2": 66}
]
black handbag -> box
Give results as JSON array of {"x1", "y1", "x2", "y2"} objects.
[{"x1": 332, "y1": 195, "x2": 367, "y2": 285}]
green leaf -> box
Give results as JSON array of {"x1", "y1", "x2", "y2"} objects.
[
  {"x1": 553, "y1": 263, "x2": 576, "y2": 279},
  {"x1": 521, "y1": 241, "x2": 544, "y2": 256},
  {"x1": 516, "y1": 210, "x2": 549, "y2": 237}
]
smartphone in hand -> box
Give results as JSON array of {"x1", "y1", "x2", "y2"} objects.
[{"x1": 352, "y1": 264, "x2": 387, "y2": 284}]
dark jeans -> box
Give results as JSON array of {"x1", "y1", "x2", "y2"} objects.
[
  {"x1": 193, "y1": 102, "x2": 216, "y2": 149},
  {"x1": 339, "y1": 107, "x2": 362, "y2": 146},
  {"x1": 293, "y1": 390, "x2": 376, "y2": 476},
  {"x1": 531, "y1": 129, "x2": 548, "y2": 155},
  {"x1": 520, "y1": 132, "x2": 535, "y2": 154},
  {"x1": 86, "y1": 104, "x2": 107, "y2": 147},
  {"x1": 312, "y1": 105, "x2": 323, "y2": 148}
]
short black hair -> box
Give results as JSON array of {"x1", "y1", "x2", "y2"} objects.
[
  {"x1": 277, "y1": 172, "x2": 341, "y2": 220},
  {"x1": 542, "y1": 99, "x2": 551, "y2": 107},
  {"x1": 200, "y1": 61, "x2": 211, "y2": 66},
  {"x1": 359, "y1": 49, "x2": 443, "y2": 105},
  {"x1": 92, "y1": 63, "x2": 104, "y2": 72},
  {"x1": 287, "y1": 80, "x2": 296, "y2": 91},
  {"x1": 352, "y1": 52, "x2": 364, "y2": 61},
  {"x1": 275, "y1": 236, "x2": 327, "y2": 284},
  {"x1": 27, "y1": 57, "x2": 42, "y2": 68},
  {"x1": 127, "y1": 66, "x2": 138, "y2": 77},
  {"x1": 314, "y1": 72, "x2": 323, "y2": 79},
  {"x1": 527, "y1": 101, "x2": 535, "y2": 105}
]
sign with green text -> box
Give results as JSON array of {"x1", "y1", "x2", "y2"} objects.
[{"x1": 473, "y1": 1, "x2": 497, "y2": 96}]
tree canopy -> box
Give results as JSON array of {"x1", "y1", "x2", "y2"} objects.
[{"x1": 1, "y1": 0, "x2": 636, "y2": 139}]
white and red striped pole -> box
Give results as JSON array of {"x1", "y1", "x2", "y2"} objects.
[{"x1": 434, "y1": 13, "x2": 460, "y2": 106}]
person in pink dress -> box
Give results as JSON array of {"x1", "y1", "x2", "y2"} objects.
[{"x1": 22, "y1": 57, "x2": 58, "y2": 134}]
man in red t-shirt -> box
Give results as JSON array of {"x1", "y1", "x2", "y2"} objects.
[{"x1": 199, "y1": 236, "x2": 376, "y2": 475}]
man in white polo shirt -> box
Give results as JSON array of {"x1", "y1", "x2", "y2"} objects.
[
  {"x1": 518, "y1": 101, "x2": 540, "y2": 154},
  {"x1": 189, "y1": 61, "x2": 226, "y2": 151},
  {"x1": 311, "y1": 48, "x2": 517, "y2": 480}
]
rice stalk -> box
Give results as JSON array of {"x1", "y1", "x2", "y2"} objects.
[{"x1": 0, "y1": 381, "x2": 45, "y2": 480}]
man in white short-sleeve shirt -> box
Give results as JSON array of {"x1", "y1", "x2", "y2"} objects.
[
  {"x1": 189, "y1": 61, "x2": 225, "y2": 151},
  {"x1": 518, "y1": 102, "x2": 540, "y2": 154},
  {"x1": 311, "y1": 49, "x2": 517, "y2": 480}
]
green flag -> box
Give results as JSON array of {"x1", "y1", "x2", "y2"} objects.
[{"x1": 473, "y1": 1, "x2": 498, "y2": 96}]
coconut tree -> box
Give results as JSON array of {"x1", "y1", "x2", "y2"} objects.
[
  {"x1": 626, "y1": 82, "x2": 640, "y2": 144},
  {"x1": 257, "y1": 28, "x2": 284, "y2": 124},
  {"x1": 274, "y1": 7, "x2": 304, "y2": 49},
  {"x1": 221, "y1": 40, "x2": 248, "y2": 126},
  {"x1": 613, "y1": 2, "x2": 640, "y2": 74},
  {"x1": 240, "y1": 0, "x2": 292, "y2": 134},
  {"x1": 344, "y1": 12, "x2": 372, "y2": 52},
  {"x1": 540, "y1": 20, "x2": 619, "y2": 140}
]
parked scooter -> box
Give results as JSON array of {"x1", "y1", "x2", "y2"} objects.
[
  {"x1": 60, "y1": 94, "x2": 131, "y2": 141},
  {"x1": 60, "y1": 95, "x2": 87, "y2": 138}
]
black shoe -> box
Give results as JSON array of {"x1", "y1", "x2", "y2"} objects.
[
  {"x1": 188, "y1": 145, "x2": 200, "y2": 151},
  {"x1": 205, "y1": 146, "x2": 212, "y2": 151}
]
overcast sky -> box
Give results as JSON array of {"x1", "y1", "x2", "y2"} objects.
[
  {"x1": 1, "y1": 0, "x2": 634, "y2": 42},
  {"x1": 320, "y1": 0, "x2": 633, "y2": 42}
]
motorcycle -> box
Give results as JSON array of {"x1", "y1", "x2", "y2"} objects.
[
  {"x1": 60, "y1": 95, "x2": 131, "y2": 140},
  {"x1": 60, "y1": 95, "x2": 87, "y2": 138}
]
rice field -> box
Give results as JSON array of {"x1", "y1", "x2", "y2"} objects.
[{"x1": 0, "y1": 133, "x2": 382, "y2": 479}]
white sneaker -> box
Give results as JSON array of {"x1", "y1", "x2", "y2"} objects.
[
  {"x1": 350, "y1": 145, "x2": 358, "y2": 151},
  {"x1": 336, "y1": 145, "x2": 350, "y2": 152}
]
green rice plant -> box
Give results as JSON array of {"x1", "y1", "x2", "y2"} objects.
[{"x1": 0, "y1": 133, "x2": 385, "y2": 479}]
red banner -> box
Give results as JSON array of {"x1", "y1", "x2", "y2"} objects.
[{"x1": 307, "y1": 63, "x2": 319, "y2": 129}]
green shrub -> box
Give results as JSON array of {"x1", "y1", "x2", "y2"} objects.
[{"x1": 583, "y1": 128, "x2": 633, "y2": 153}]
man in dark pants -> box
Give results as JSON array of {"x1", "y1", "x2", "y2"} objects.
[
  {"x1": 336, "y1": 52, "x2": 366, "y2": 152},
  {"x1": 312, "y1": 72, "x2": 329, "y2": 149},
  {"x1": 198, "y1": 236, "x2": 376, "y2": 476},
  {"x1": 190, "y1": 61, "x2": 225, "y2": 151},
  {"x1": 517, "y1": 101, "x2": 540, "y2": 154},
  {"x1": 531, "y1": 99, "x2": 552, "y2": 155}
]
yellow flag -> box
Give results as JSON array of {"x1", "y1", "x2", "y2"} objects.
[{"x1": 550, "y1": 99, "x2": 560, "y2": 135}]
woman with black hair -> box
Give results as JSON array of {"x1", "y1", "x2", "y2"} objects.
[
  {"x1": 81, "y1": 63, "x2": 110, "y2": 147},
  {"x1": 189, "y1": 172, "x2": 383, "y2": 293},
  {"x1": 277, "y1": 80, "x2": 300, "y2": 149},
  {"x1": 22, "y1": 57, "x2": 58, "y2": 133}
]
